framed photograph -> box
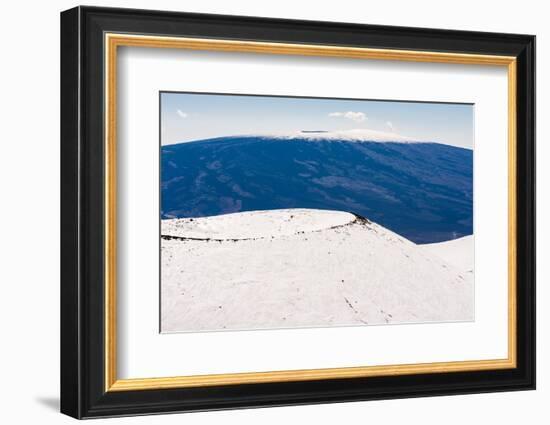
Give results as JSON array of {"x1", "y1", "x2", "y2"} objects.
[{"x1": 60, "y1": 6, "x2": 535, "y2": 419}]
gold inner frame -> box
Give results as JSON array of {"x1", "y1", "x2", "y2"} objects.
[{"x1": 104, "y1": 33, "x2": 518, "y2": 392}]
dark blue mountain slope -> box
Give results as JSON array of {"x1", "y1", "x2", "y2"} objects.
[{"x1": 161, "y1": 136, "x2": 472, "y2": 244}]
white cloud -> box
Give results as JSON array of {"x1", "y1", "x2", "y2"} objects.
[
  {"x1": 386, "y1": 121, "x2": 395, "y2": 132},
  {"x1": 328, "y1": 111, "x2": 367, "y2": 122},
  {"x1": 177, "y1": 110, "x2": 188, "y2": 119}
]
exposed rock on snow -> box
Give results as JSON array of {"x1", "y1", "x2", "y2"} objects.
[{"x1": 161, "y1": 209, "x2": 473, "y2": 333}]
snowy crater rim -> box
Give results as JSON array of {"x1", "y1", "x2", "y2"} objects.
[{"x1": 161, "y1": 209, "x2": 363, "y2": 241}]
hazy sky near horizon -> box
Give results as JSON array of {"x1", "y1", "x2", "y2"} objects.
[{"x1": 161, "y1": 92, "x2": 474, "y2": 148}]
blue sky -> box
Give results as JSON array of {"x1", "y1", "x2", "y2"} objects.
[{"x1": 161, "y1": 92, "x2": 474, "y2": 148}]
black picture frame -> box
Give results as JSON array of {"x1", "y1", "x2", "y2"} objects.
[{"x1": 61, "y1": 5, "x2": 535, "y2": 419}]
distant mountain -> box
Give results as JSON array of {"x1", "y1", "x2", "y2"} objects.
[{"x1": 161, "y1": 131, "x2": 473, "y2": 244}]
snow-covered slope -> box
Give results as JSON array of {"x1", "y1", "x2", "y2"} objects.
[
  {"x1": 420, "y1": 235, "x2": 474, "y2": 274},
  {"x1": 161, "y1": 209, "x2": 473, "y2": 333}
]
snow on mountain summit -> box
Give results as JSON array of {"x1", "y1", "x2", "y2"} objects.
[{"x1": 242, "y1": 128, "x2": 426, "y2": 143}]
